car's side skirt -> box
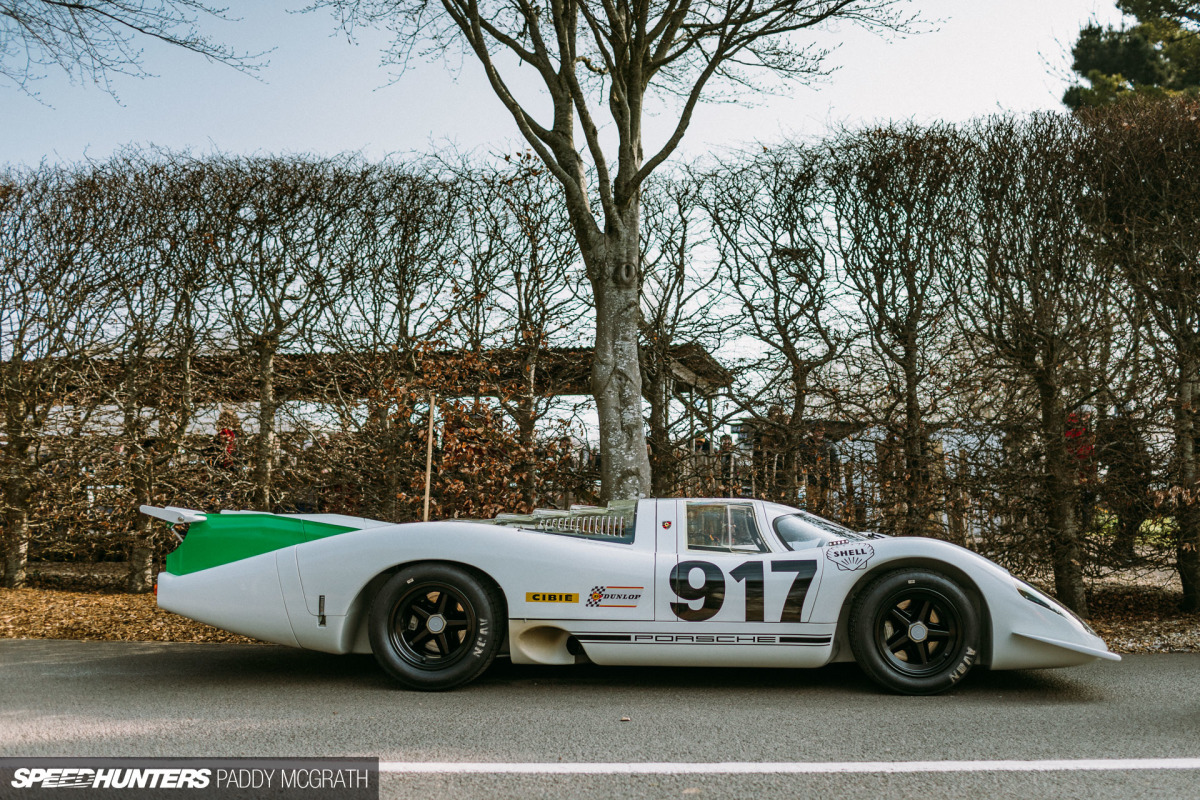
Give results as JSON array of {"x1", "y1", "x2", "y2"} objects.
[{"x1": 508, "y1": 620, "x2": 837, "y2": 668}]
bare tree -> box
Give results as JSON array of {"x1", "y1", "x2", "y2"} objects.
[
  {"x1": 699, "y1": 146, "x2": 848, "y2": 506},
  {"x1": 1084, "y1": 98, "x2": 1200, "y2": 610},
  {"x1": 446, "y1": 163, "x2": 509, "y2": 355},
  {"x1": 0, "y1": 165, "x2": 120, "y2": 587},
  {"x1": 639, "y1": 172, "x2": 723, "y2": 496},
  {"x1": 312, "y1": 159, "x2": 458, "y2": 521},
  {"x1": 958, "y1": 114, "x2": 1111, "y2": 616},
  {"x1": 1, "y1": 0, "x2": 262, "y2": 94},
  {"x1": 87, "y1": 154, "x2": 219, "y2": 592},
  {"x1": 824, "y1": 123, "x2": 969, "y2": 538},
  {"x1": 311, "y1": 0, "x2": 910, "y2": 500},
  {"x1": 462, "y1": 156, "x2": 583, "y2": 505},
  {"x1": 208, "y1": 156, "x2": 354, "y2": 509}
]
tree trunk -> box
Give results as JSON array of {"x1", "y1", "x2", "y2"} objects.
[
  {"x1": 783, "y1": 380, "x2": 809, "y2": 508},
  {"x1": 1, "y1": 447, "x2": 31, "y2": 588},
  {"x1": 1176, "y1": 355, "x2": 1199, "y2": 611},
  {"x1": 902, "y1": 345, "x2": 927, "y2": 538},
  {"x1": 382, "y1": 411, "x2": 401, "y2": 522},
  {"x1": 1, "y1": 394, "x2": 32, "y2": 588},
  {"x1": 2, "y1": 504, "x2": 30, "y2": 589},
  {"x1": 253, "y1": 344, "x2": 277, "y2": 509},
  {"x1": 126, "y1": 522, "x2": 156, "y2": 593},
  {"x1": 587, "y1": 232, "x2": 652, "y2": 502},
  {"x1": 125, "y1": 456, "x2": 155, "y2": 593},
  {"x1": 1037, "y1": 378, "x2": 1089, "y2": 617},
  {"x1": 515, "y1": 394, "x2": 537, "y2": 510},
  {"x1": 646, "y1": 369, "x2": 676, "y2": 497}
]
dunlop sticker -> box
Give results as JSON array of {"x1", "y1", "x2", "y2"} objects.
[{"x1": 586, "y1": 586, "x2": 644, "y2": 608}]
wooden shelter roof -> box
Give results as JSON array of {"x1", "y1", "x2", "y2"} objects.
[{"x1": 34, "y1": 344, "x2": 731, "y2": 405}]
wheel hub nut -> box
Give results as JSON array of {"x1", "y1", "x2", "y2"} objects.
[
  {"x1": 909, "y1": 622, "x2": 928, "y2": 642},
  {"x1": 427, "y1": 614, "x2": 447, "y2": 634}
]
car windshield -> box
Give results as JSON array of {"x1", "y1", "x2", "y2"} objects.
[{"x1": 770, "y1": 508, "x2": 865, "y2": 551}]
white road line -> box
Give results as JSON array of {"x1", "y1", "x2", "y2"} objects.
[{"x1": 379, "y1": 758, "x2": 1200, "y2": 775}]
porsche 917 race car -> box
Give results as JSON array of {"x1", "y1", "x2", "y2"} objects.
[{"x1": 142, "y1": 498, "x2": 1118, "y2": 695}]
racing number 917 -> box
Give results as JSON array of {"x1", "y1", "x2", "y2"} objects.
[{"x1": 669, "y1": 559, "x2": 817, "y2": 622}]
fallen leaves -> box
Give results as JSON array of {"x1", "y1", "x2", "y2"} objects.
[
  {"x1": 1087, "y1": 585, "x2": 1200, "y2": 653},
  {"x1": 0, "y1": 588, "x2": 259, "y2": 644}
]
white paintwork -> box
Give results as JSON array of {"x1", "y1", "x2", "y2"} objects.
[
  {"x1": 218, "y1": 510, "x2": 392, "y2": 530},
  {"x1": 140, "y1": 505, "x2": 206, "y2": 525},
  {"x1": 156, "y1": 551, "x2": 298, "y2": 646},
  {"x1": 151, "y1": 498, "x2": 1120, "y2": 675}
]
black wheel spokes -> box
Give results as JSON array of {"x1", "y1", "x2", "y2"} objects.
[
  {"x1": 391, "y1": 584, "x2": 476, "y2": 669},
  {"x1": 878, "y1": 589, "x2": 960, "y2": 676},
  {"x1": 926, "y1": 624, "x2": 952, "y2": 641},
  {"x1": 410, "y1": 597, "x2": 434, "y2": 620}
]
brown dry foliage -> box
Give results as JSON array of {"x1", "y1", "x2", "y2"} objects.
[{"x1": 0, "y1": 588, "x2": 258, "y2": 644}]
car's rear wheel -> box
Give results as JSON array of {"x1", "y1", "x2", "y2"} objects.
[
  {"x1": 849, "y1": 568, "x2": 981, "y2": 695},
  {"x1": 369, "y1": 563, "x2": 503, "y2": 690}
]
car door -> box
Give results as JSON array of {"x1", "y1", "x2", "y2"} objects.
[
  {"x1": 584, "y1": 499, "x2": 832, "y2": 667},
  {"x1": 657, "y1": 500, "x2": 824, "y2": 627}
]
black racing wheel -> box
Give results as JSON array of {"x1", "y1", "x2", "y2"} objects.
[
  {"x1": 849, "y1": 568, "x2": 981, "y2": 695},
  {"x1": 369, "y1": 563, "x2": 504, "y2": 690}
]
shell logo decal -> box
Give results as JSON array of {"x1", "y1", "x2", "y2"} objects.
[{"x1": 825, "y1": 543, "x2": 875, "y2": 571}]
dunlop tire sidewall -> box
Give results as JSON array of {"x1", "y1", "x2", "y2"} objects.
[{"x1": 369, "y1": 564, "x2": 502, "y2": 691}]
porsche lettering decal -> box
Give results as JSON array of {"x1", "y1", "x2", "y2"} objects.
[
  {"x1": 572, "y1": 633, "x2": 832, "y2": 646},
  {"x1": 526, "y1": 592, "x2": 579, "y2": 603},
  {"x1": 631, "y1": 633, "x2": 831, "y2": 645}
]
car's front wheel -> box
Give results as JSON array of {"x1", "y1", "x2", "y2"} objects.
[
  {"x1": 369, "y1": 563, "x2": 504, "y2": 690},
  {"x1": 849, "y1": 568, "x2": 981, "y2": 695}
]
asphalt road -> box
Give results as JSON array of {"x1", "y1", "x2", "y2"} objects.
[{"x1": 1, "y1": 640, "x2": 1197, "y2": 800}]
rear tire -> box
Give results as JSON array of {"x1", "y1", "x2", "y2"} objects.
[
  {"x1": 849, "y1": 569, "x2": 981, "y2": 695},
  {"x1": 369, "y1": 563, "x2": 504, "y2": 690}
]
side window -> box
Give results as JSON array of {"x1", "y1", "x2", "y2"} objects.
[{"x1": 686, "y1": 503, "x2": 768, "y2": 553}]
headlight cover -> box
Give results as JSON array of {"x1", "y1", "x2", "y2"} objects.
[{"x1": 1014, "y1": 579, "x2": 1097, "y2": 636}]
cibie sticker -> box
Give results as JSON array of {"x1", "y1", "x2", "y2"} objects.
[
  {"x1": 825, "y1": 543, "x2": 875, "y2": 571},
  {"x1": 526, "y1": 592, "x2": 579, "y2": 603},
  {"x1": 587, "y1": 586, "x2": 644, "y2": 608},
  {"x1": 662, "y1": 521, "x2": 672, "y2": 529}
]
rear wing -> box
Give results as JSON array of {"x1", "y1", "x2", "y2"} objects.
[{"x1": 140, "y1": 505, "x2": 207, "y2": 525}]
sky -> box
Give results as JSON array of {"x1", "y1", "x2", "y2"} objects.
[{"x1": 4, "y1": 1, "x2": 1128, "y2": 168}]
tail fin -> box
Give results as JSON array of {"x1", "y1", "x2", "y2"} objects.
[{"x1": 140, "y1": 505, "x2": 207, "y2": 525}]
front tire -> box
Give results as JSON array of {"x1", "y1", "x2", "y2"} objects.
[
  {"x1": 369, "y1": 563, "x2": 504, "y2": 690},
  {"x1": 849, "y1": 569, "x2": 981, "y2": 695}
]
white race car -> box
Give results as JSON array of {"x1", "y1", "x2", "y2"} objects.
[{"x1": 142, "y1": 498, "x2": 1118, "y2": 694}]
